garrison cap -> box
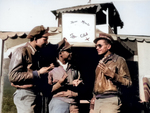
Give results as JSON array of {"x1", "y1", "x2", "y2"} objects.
[
  {"x1": 26, "y1": 25, "x2": 51, "y2": 39},
  {"x1": 94, "y1": 32, "x2": 114, "y2": 44}
]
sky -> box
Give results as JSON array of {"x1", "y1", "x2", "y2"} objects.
[{"x1": 0, "y1": 0, "x2": 150, "y2": 36}]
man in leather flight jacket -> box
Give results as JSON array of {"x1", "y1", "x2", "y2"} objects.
[
  {"x1": 9, "y1": 25, "x2": 67, "y2": 113},
  {"x1": 89, "y1": 32, "x2": 132, "y2": 113}
]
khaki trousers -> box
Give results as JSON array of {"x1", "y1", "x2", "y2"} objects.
[{"x1": 94, "y1": 96, "x2": 121, "y2": 113}]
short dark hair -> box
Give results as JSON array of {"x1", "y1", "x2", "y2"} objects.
[{"x1": 30, "y1": 34, "x2": 44, "y2": 41}]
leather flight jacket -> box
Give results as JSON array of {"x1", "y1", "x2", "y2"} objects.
[
  {"x1": 9, "y1": 42, "x2": 40, "y2": 86},
  {"x1": 93, "y1": 53, "x2": 132, "y2": 95}
]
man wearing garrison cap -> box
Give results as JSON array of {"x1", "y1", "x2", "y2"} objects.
[
  {"x1": 90, "y1": 32, "x2": 132, "y2": 113},
  {"x1": 9, "y1": 25, "x2": 67, "y2": 113},
  {"x1": 48, "y1": 38, "x2": 84, "y2": 113}
]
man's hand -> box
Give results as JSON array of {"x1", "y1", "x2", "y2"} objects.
[
  {"x1": 48, "y1": 74, "x2": 54, "y2": 85},
  {"x1": 72, "y1": 79, "x2": 83, "y2": 87},
  {"x1": 38, "y1": 63, "x2": 54, "y2": 75},
  {"x1": 53, "y1": 90, "x2": 78, "y2": 97},
  {"x1": 11, "y1": 83, "x2": 33, "y2": 88},
  {"x1": 70, "y1": 105, "x2": 79, "y2": 113},
  {"x1": 63, "y1": 90, "x2": 72, "y2": 97},
  {"x1": 53, "y1": 90, "x2": 71, "y2": 97},
  {"x1": 58, "y1": 72, "x2": 68, "y2": 84},
  {"x1": 90, "y1": 97, "x2": 96, "y2": 111},
  {"x1": 89, "y1": 109, "x2": 94, "y2": 113},
  {"x1": 98, "y1": 62, "x2": 114, "y2": 78}
]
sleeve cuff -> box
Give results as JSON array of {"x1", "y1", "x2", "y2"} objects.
[{"x1": 32, "y1": 71, "x2": 40, "y2": 79}]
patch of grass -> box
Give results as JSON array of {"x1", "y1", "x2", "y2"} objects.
[{"x1": 2, "y1": 67, "x2": 17, "y2": 113}]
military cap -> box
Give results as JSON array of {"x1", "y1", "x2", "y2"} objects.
[
  {"x1": 94, "y1": 32, "x2": 114, "y2": 44},
  {"x1": 57, "y1": 38, "x2": 72, "y2": 53},
  {"x1": 26, "y1": 25, "x2": 51, "y2": 39}
]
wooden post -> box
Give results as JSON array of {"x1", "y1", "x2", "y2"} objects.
[
  {"x1": 0, "y1": 39, "x2": 4, "y2": 113},
  {"x1": 105, "y1": 8, "x2": 110, "y2": 33},
  {"x1": 106, "y1": 8, "x2": 109, "y2": 26}
]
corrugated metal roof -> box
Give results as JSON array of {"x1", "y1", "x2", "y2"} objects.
[
  {"x1": 118, "y1": 35, "x2": 150, "y2": 43},
  {"x1": 1, "y1": 27, "x2": 149, "y2": 57},
  {"x1": 1, "y1": 28, "x2": 150, "y2": 43},
  {"x1": 116, "y1": 36, "x2": 134, "y2": 55},
  {"x1": 51, "y1": 2, "x2": 123, "y2": 29},
  {"x1": 0, "y1": 32, "x2": 28, "y2": 40},
  {"x1": 51, "y1": 2, "x2": 119, "y2": 15},
  {"x1": 53, "y1": 4, "x2": 99, "y2": 14},
  {"x1": 0, "y1": 27, "x2": 61, "y2": 40}
]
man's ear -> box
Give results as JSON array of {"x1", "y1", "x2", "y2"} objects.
[
  {"x1": 34, "y1": 37, "x2": 37, "y2": 42},
  {"x1": 107, "y1": 44, "x2": 111, "y2": 50}
]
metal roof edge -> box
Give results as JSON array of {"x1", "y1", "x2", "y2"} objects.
[
  {"x1": 117, "y1": 34, "x2": 150, "y2": 43},
  {"x1": 0, "y1": 27, "x2": 62, "y2": 40},
  {"x1": 51, "y1": 2, "x2": 113, "y2": 12},
  {"x1": 51, "y1": 2, "x2": 115, "y2": 15},
  {"x1": 117, "y1": 37, "x2": 134, "y2": 55}
]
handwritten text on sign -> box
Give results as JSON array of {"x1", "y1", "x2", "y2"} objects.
[{"x1": 62, "y1": 13, "x2": 95, "y2": 43}]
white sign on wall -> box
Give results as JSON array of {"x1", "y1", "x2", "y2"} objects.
[{"x1": 62, "y1": 13, "x2": 95, "y2": 43}]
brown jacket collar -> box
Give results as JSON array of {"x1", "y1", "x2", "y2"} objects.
[
  {"x1": 103, "y1": 53, "x2": 119, "y2": 64},
  {"x1": 25, "y1": 42, "x2": 37, "y2": 55}
]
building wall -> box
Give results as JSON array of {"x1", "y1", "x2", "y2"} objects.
[
  {"x1": 0, "y1": 39, "x2": 4, "y2": 113},
  {"x1": 137, "y1": 41, "x2": 150, "y2": 101}
]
